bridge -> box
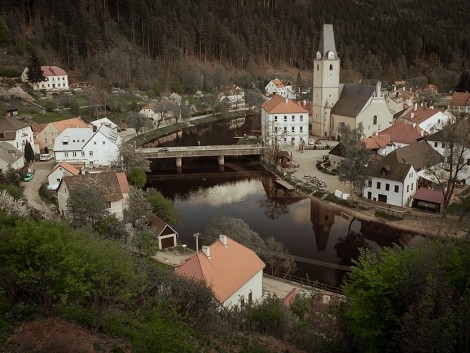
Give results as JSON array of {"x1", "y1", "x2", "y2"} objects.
[{"x1": 135, "y1": 144, "x2": 264, "y2": 168}]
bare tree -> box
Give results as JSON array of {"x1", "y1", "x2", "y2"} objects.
[
  {"x1": 114, "y1": 143, "x2": 151, "y2": 173},
  {"x1": 126, "y1": 111, "x2": 152, "y2": 135},
  {"x1": 424, "y1": 116, "x2": 470, "y2": 216}
]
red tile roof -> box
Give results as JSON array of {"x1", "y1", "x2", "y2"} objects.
[
  {"x1": 51, "y1": 117, "x2": 88, "y2": 132},
  {"x1": 271, "y1": 79, "x2": 285, "y2": 88},
  {"x1": 176, "y1": 236, "x2": 265, "y2": 304},
  {"x1": 262, "y1": 94, "x2": 308, "y2": 114},
  {"x1": 362, "y1": 134, "x2": 391, "y2": 149},
  {"x1": 48, "y1": 161, "x2": 80, "y2": 177},
  {"x1": 450, "y1": 91, "x2": 470, "y2": 106},
  {"x1": 41, "y1": 66, "x2": 67, "y2": 76},
  {"x1": 32, "y1": 123, "x2": 47, "y2": 134},
  {"x1": 379, "y1": 122, "x2": 423, "y2": 144},
  {"x1": 413, "y1": 188, "x2": 444, "y2": 205},
  {"x1": 116, "y1": 172, "x2": 130, "y2": 193},
  {"x1": 401, "y1": 106, "x2": 441, "y2": 125}
]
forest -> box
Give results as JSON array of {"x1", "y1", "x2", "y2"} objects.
[{"x1": 0, "y1": 0, "x2": 469, "y2": 93}]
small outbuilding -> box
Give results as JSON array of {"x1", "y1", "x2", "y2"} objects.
[
  {"x1": 147, "y1": 213, "x2": 178, "y2": 249},
  {"x1": 412, "y1": 188, "x2": 444, "y2": 213}
]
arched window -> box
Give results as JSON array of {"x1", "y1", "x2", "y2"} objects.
[
  {"x1": 329, "y1": 64, "x2": 333, "y2": 70},
  {"x1": 316, "y1": 64, "x2": 319, "y2": 71},
  {"x1": 373, "y1": 115, "x2": 377, "y2": 125}
]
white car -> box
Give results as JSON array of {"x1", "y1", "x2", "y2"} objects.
[{"x1": 39, "y1": 153, "x2": 53, "y2": 161}]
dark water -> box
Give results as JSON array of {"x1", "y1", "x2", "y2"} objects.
[{"x1": 145, "y1": 117, "x2": 417, "y2": 288}]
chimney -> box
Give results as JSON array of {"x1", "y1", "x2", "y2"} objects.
[
  {"x1": 285, "y1": 98, "x2": 288, "y2": 103},
  {"x1": 411, "y1": 112, "x2": 415, "y2": 119},
  {"x1": 414, "y1": 103, "x2": 418, "y2": 111},
  {"x1": 202, "y1": 245, "x2": 211, "y2": 259},
  {"x1": 412, "y1": 123, "x2": 416, "y2": 128},
  {"x1": 93, "y1": 125, "x2": 97, "y2": 132},
  {"x1": 430, "y1": 105, "x2": 434, "y2": 109},
  {"x1": 219, "y1": 235, "x2": 228, "y2": 247}
]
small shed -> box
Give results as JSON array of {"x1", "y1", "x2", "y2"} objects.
[
  {"x1": 412, "y1": 188, "x2": 444, "y2": 213},
  {"x1": 147, "y1": 213, "x2": 178, "y2": 249}
]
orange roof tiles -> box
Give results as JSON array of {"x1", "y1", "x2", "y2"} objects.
[
  {"x1": 116, "y1": 172, "x2": 130, "y2": 193},
  {"x1": 176, "y1": 236, "x2": 265, "y2": 304},
  {"x1": 32, "y1": 123, "x2": 47, "y2": 134},
  {"x1": 362, "y1": 134, "x2": 391, "y2": 149},
  {"x1": 401, "y1": 106, "x2": 441, "y2": 125},
  {"x1": 262, "y1": 94, "x2": 308, "y2": 114},
  {"x1": 451, "y1": 92, "x2": 470, "y2": 106},
  {"x1": 49, "y1": 161, "x2": 80, "y2": 177},
  {"x1": 271, "y1": 79, "x2": 285, "y2": 88},
  {"x1": 379, "y1": 122, "x2": 423, "y2": 144},
  {"x1": 51, "y1": 117, "x2": 88, "y2": 133}
]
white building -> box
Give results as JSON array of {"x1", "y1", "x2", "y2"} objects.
[
  {"x1": 0, "y1": 116, "x2": 34, "y2": 152},
  {"x1": 363, "y1": 140, "x2": 443, "y2": 207},
  {"x1": 395, "y1": 104, "x2": 452, "y2": 134},
  {"x1": 265, "y1": 79, "x2": 296, "y2": 99},
  {"x1": 53, "y1": 124, "x2": 122, "y2": 167},
  {"x1": 89, "y1": 117, "x2": 118, "y2": 132},
  {"x1": 21, "y1": 65, "x2": 69, "y2": 91},
  {"x1": 33, "y1": 117, "x2": 88, "y2": 153},
  {"x1": 57, "y1": 170, "x2": 129, "y2": 219},
  {"x1": 176, "y1": 235, "x2": 265, "y2": 307},
  {"x1": 139, "y1": 103, "x2": 162, "y2": 124},
  {"x1": 261, "y1": 94, "x2": 309, "y2": 146},
  {"x1": 47, "y1": 161, "x2": 81, "y2": 190}
]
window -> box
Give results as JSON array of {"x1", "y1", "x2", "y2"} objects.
[
  {"x1": 300, "y1": 115, "x2": 303, "y2": 122},
  {"x1": 368, "y1": 180, "x2": 372, "y2": 187},
  {"x1": 102, "y1": 141, "x2": 105, "y2": 145},
  {"x1": 409, "y1": 172, "x2": 413, "y2": 177},
  {"x1": 329, "y1": 64, "x2": 333, "y2": 70},
  {"x1": 291, "y1": 127, "x2": 295, "y2": 132},
  {"x1": 377, "y1": 182, "x2": 381, "y2": 189},
  {"x1": 275, "y1": 127, "x2": 278, "y2": 132},
  {"x1": 442, "y1": 142, "x2": 445, "y2": 148},
  {"x1": 395, "y1": 185, "x2": 399, "y2": 193},
  {"x1": 434, "y1": 142, "x2": 438, "y2": 147},
  {"x1": 81, "y1": 151, "x2": 85, "y2": 157},
  {"x1": 407, "y1": 185, "x2": 409, "y2": 192},
  {"x1": 284, "y1": 116, "x2": 287, "y2": 122},
  {"x1": 316, "y1": 64, "x2": 319, "y2": 71},
  {"x1": 373, "y1": 115, "x2": 377, "y2": 125},
  {"x1": 72, "y1": 151, "x2": 77, "y2": 157},
  {"x1": 274, "y1": 116, "x2": 278, "y2": 122},
  {"x1": 64, "y1": 152, "x2": 68, "y2": 157},
  {"x1": 467, "y1": 159, "x2": 470, "y2": 165},
  {"x1": 283, "y1": 127, "x2": 287, "y2": 132},
  {"x1": 411, "y1": 183, "x2": 414, "y2": 190},
  {"x1": 94, "y1": 141, "x2": 97, "y2": 145},
  {"x1": 385, "y1": 183, "x2": 390, "y2": 191},
  {"x1": 300, "y1": 127, "x2": 303, "y2": 132},
  {"x1": 89, "y1": 151, "x2": 93, "y2": 156},
  {"x1": 292, "y1": 115, "x2": 295, "y2": 122}
]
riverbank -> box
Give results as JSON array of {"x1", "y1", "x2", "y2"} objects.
[{"x1": 275, "y1": 144, "x2": 469, "y2": 239}]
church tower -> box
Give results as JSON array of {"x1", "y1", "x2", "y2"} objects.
[{"x1": 312, "y1": 24, "x2": 340, "y2": 137}]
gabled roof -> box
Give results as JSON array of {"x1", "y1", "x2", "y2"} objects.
[
  {"x1": 328, "y1": 142, "x2": 344, "y2": 157},
  {"x1": 269, "y1": 79, "x2": 285, "y2": 88},
  {"x1": 48, "y1": 161, "x2": 80, "y2": 178},
  {"x1": 421, "y1": 118, "x2": 470, "y2": 143},
  {"x1": 262, "y1": 94, "x2": 308, "y2": 114},
  {"x1": 378, "y1": 122, "x2": 423, "y2": 144},
  {"x1": 90, "y1": 117, "x2": 117, "y2": 130},
  {"x1": 0, "y1": 142, "x2": 23, "y2": 165},
  {"x1": 400, "y1": 105, "x2": 442, "y2": 125},
  {"x1": 331, "y1": 85, "x2": 376, "y2": 118},
  {"x1": 32, "y1": 123, "x2": 47, "y2": 134},
  {"x1": 61, "y1": 171, "x2": 125, "y2": 202},
  {"x1": 367, "y1": 140, "x2": 443, "y2": 181},
  {"x1": 362, "y1": 134, "x2": 391, "y2": 150},
  {"x1": 176, "y1": 236, "x2": 265, "y2": 304},
  {"x1": 41, "y1": 66, "x2": 67, "y2": 76},
  {"x1": 53, "y1": 128, "x2": 94, "y2": 152},
  {"x1": 141, "y1": 103, "x2": 157, "y2": 111},
  {"x1": 450, "y1": 91, "x2": 470, "y2": 106},
  {"x1": 147, "y1": 213, "x2": 177, "y2": 237},
  {"x1": 51, "y1": 117, "x2": 88, "y2": 132}
]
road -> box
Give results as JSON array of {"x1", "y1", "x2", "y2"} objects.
[{"x1": 21, "y1": 159, "x2": 55, "y2": 215}]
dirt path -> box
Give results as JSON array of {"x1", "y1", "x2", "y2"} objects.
[{"x1": 22, "y1": 160, "x2": 54, "y2": 215}]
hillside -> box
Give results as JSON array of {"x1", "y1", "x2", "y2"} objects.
[{"x1": 0, "y1": 1, "x2": 469, "y2": 93}]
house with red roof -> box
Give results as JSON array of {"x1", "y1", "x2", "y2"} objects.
[
  {"x1": 265, "y1": 79, "x2": 296, "y2": 99},
  {"x1": 57, "y1": 170, "x2": 129, "y2": 219},
  {"x1": 395, "y1": 104, "x2": 452, "y2": 133},
  {"x1": 47, "y1": 161, "x2": 81, "y2": 190},
  {"x1": 376, "y1": 122, "x2": 424, "y2": 155},
  {"x1": 33, "y1": 117, "x2": 88, "y2": 153},
  {"x1": 176, "y1": 235, "x2": 265, "y2": 307},
  {"x1": 21, "y1": 65, "x2": 69, "y2": 91},
  {"x1": 261, "y1": 94, "x2": 309, "y2": 146},
  {"x1": 448, "y1": 91, "x2": 470, "y2": 115},
  {"x1": 147, "y1": 213, "x2": 178, "y2": 249}
]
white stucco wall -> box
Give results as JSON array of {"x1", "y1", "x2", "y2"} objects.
[
  {"x1": 222, "y1": 270, "x2": 264, "y2": 308},
  {"x1": 262, "y1": 110, "x2": 309, "y2": 146}
]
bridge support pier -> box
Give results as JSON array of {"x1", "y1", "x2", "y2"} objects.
[
  {"x1": 217, "y1": 155, "x2": 224, "y2": 166},
  {"x1": 176, "y1": 157, "x2": 182, "y2": 168}
]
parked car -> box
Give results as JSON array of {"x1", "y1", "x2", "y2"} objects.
[
  {"x1": 39, "y1": 153, "x2": 53, "y2": 161},
  {"x1": 23, "y1": 172, "x2": 34, "y2": 182},
  {"x1": 159, "y1": 147, "x2": 169, "y2": 152}
]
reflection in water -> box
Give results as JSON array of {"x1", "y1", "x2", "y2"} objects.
[{"x1": 148, "y1": 165, "x2": 416, "y2": 288}]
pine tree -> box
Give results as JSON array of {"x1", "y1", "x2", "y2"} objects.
[
  {"x1": 455, "y1": 69, "x2": 470, "y2": 92},
  {"x1": 23, "y1": 141, "x2": 35, "y2": 163},
  {"x1": 26, "y1": 50, "x2": 46, "y2": 83}
]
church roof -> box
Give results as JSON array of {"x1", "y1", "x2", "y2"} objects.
[
  {"x1": 318, "y1": 24, "x2": 337, "y2": 58},
  {"x1": 331, "y1": 85, "x2": 376, "y2": 118}
]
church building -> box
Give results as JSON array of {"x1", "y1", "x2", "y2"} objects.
[{"x1": 311, "y1": 24, "x2": 393, "y2": 139}]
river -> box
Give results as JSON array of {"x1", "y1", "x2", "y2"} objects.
[{"x1": 145, "y1": 117, "x2": 417, "y2": 288}]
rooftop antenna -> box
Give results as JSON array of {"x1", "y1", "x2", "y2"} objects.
[{"x1": 193, "y1": 233, "x2": 200, "y2": 253}]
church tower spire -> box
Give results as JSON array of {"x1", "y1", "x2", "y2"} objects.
[{"x1": 312, "y1": 24, "x2": 340, "y2": 137}]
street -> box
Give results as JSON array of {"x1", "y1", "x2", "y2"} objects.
[{"x1": 21, "y1": 159, "x2": 55, "y2": 215}]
